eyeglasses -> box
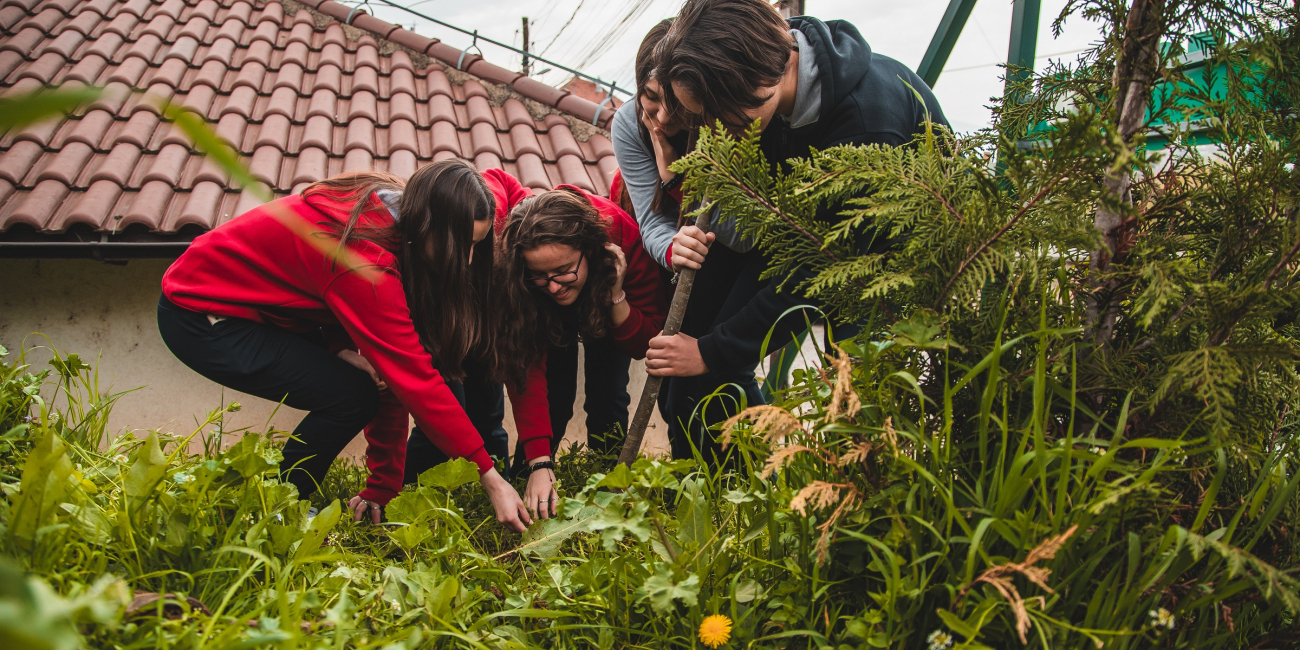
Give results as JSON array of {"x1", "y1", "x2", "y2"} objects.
[{"x1": 528, "y1": 255, "x2": 584, "y2": 287}]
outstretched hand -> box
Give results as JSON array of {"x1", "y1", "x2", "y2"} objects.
[
  {"x1": 481, "y1": 468, "x2": 532, "y2": 533},
  {"x1": 347, "y1": 495, "x2": 383, "y2": 524}
]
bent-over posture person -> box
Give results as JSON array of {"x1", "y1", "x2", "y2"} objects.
[
  {"x1": 157, "y1": 160, "x2": 555, "y2": 531},
  {"x1": 490, "y1": 169, "x2": 670, "y2": 471},
  {"x1": 404, "y1": 169, "x2": 670, "y2": 481},
  {"x1": 643, "y1": 0, "x2": 949, "y2": 462}
]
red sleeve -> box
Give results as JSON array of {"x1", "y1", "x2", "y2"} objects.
[
  {"x1": 322, "y1": 260, "x2": 493, "y2": 501},
  {"x1": 482, "y1": 168, "x2": 531, "y2": 231},
  {"x1": 505, "y1": 359, "x2": 553, "y2": 461},
  {"x1": 579, "y1": 189, "x2": 671, "y2": 359},
  {"x1": 358, "y1": 390, "x2": 408, "y2": 504}
]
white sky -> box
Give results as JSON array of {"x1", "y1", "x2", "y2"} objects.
[{"x1": 362, "y1": 0, "x2": 1107, "y2": 133}]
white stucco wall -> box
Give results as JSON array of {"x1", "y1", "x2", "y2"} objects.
[{"x1": 0, "y1": 259, "x2": 668, "y2": 459}]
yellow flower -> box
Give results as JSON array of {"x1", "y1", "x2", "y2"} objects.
[{"x1": 698, "y1": 614, "x2": 732, "y2": 648}]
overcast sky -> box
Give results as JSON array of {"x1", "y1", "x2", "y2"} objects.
[{"x1": 363, "y1": 0, "x2": 1106, "y2": 133}]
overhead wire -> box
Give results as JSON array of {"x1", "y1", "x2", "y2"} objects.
[{"x1": 538, "y1": 0, "x2": 588, "y2": 57}]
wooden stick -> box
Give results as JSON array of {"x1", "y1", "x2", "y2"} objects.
[{"x1": 617, "y1": 206, "x2": 713, "y2": 467}]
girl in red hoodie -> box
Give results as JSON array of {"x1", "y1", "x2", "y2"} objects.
[
  {"x1": 158, "y1": 159, "x2": 553, "y2": 532},
  {"x1": 488, "y1": 169, "x2": 669, "y2": 478}
]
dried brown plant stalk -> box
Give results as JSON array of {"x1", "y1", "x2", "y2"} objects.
[{"x1": 959, "y1": 525, "x2": 1079, "y2": 643}]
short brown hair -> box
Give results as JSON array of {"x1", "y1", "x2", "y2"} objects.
[{"x1": 654, "y1": 0, "x2": 793, "y2": 129}]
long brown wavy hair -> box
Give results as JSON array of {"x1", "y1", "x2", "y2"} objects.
[
  {"x1": 493, "y1": 189, "x2": 618, "y2": 388},
  {"x1": 302, "y1": 159, "x2": 496, "y2": 379}
]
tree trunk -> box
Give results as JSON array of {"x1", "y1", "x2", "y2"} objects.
[{"x1": 1086, "y1": 0, "x2": 1165, "y2": 346}]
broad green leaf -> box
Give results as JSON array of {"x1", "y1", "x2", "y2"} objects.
[
  {"x1": 637, "y1": 564, "x2": 700, "y2": 615},
  {"x1": 294, "y1": 500, "x2": 341, "y2": 562},
  {"x1": 936, "y1": 608, "x2": 978, "y2": 641},
  {"x1": 124, "y1": 432, "x2": 167, "y2": 502},
  {"x1": 676, "y1": 479, "x2": 714, "y2": 549},
  {"x1": 595, "y1": 464, "x2": 632, "y2": 489},
  {"x1": 8, "y1": 431, "x2": 74, "y2": 550},
  {"x1": 418, "y1": 458, "x2": 480, "y2": 491},
  {"x1": 222, "y1": 434, "x2": 280, "y2": 479},
  {"x1": 518, "y1": 491, "x2": 618, "y2": 559},
  {"x1": 388, "y1": 520, "x2": 432, "y2": 553}
]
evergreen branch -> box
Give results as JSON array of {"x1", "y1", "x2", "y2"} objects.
[
  {"x1": 1262, "y1": 207, "x2": 1300, "y2": 291},
  {"x1": 692, "y1": 150, "x2": 839, "y2": 262},
  {"x1": 935, "y1": 173, "x2": 1067, "y2": 308},
  {"x1": 902, "y1": 175, "x2": 965, "y2": 224}
]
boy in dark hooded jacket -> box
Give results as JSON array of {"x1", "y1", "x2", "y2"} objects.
[{"x1": 643, "y1": 0, "x2": 948, "y2": 462}]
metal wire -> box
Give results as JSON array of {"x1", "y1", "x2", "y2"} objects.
[{"x1": 361, "y1": 0, "x2": 634, "y2": 98}]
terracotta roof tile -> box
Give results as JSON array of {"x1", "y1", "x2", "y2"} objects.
[
  {"x1": 2, "y1": 0, "x2": 620, "y2": 237},
  {"x1": 299, "y1": 114, "x2": 331, "y2": 150},
  {"x1": 89, "y1": 142, "x2": 141, "y2": 184},
  {"x1": 120, "y1": 180, "x2": 172, "y2": 229},
  {"x1": 0, "y1": 7, "x2": 26, "y2": 30},
  {"x1": 173, "y1": 178, "x2": 222, "y2": 227},
  {"x1": 204, "y1": 36, "x2": 237, "y2": 65},
  {"x1": 291, "y1": 146, "x2": 327, "y2": 185},
  {"x1": 465, "y1": 94, "x2": 495, "y2": 128},
  {"x1": 247, "y1": 144, "x2": 280, "y2": 185},
  {"x1": 65, "y1": 109, "x2": 115, "y2": 147},
  {"x1": 0, "y1": 140, "x2": 42, "y2": 184},
  {"x1": 11, "y1": 178, "x2": 71, "y2": 229},
  {"x1": 39, "y1": 28, "x2": 83, "y2": 58},
  {"x1": 430, "y1": 119, "x2": 459, "y2": 156},
  {"x1": 65, "y1": 179, "x2": 121, "y2": 229},
  {"x1": 388, "y1": 147, "x2": 415, "y2": 179},
  {"x1": 37, "y1": 142, "x2": 93, "y2": 185},
  {"x1": 351, "y1": 64, "x2": 377, "y2": 95},
  {"x1": 427, "y1": 92, "x2": 455, "y2": 124}
]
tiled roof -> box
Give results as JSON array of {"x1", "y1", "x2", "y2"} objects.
[{"x1": 0, "y1": 0, "x2": 620, "y2": 237}]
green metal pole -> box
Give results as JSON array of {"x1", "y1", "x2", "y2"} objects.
[
  {"x1": 1004, "y1": 0, "x2": 1041, "y2": 95},
  {"x1": 916, "y1": 0, "x2": 979, "y2": 88}
]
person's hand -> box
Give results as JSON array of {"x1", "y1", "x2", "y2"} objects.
[
  {"x1": 641, "y1": 111, "x2": 679, "y2": 184},
  {"x1": 337, "y1": 350, "x2": 386, "y2": 389},
  {"x1": 347, "y1": 495, "x2": 383, "y2": 524},
  {"x1": 670, "y1": 225, "x2": 714, "y2": 272},
  {"x1": 480, "y1": 467, "x2": 532, "y2": 533},
  {"x1": 605, "y1": 242, "x2": 627, "y2": 299},
  {"x1": 522, "y1": 457, "x2": 558, "y2": 520},
  {"x1": 646, "y1": 333, "x2": 709, "y2": 377}
]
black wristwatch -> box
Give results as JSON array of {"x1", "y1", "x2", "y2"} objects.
[{"x1": 660, "y1": 173, "x2": 683, "y2": 193}]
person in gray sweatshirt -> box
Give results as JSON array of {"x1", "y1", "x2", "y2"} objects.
[{"x1": 612, "y1": 19, "x2": 766, "y2": 465}]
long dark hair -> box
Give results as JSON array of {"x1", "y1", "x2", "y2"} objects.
[
  {"x1": 635, "y1": 18, "x2": 693, "y2": 217},
  {"x1": 493, "y1": 189, "x2": 617, "y2": 388},
  {"x1": 303, "y1": 159, "x2": 495, "y2": 379}
]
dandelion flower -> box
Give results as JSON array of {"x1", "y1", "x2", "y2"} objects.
[
  {"x1": 1149, "y1": 607, "x2": 1176, "y2": 630},
  {"x1": 927, "y1": 630, "x2": 955, "y2": 650},
  {"x1": 698, "y1": 614, "x2": 732, "y2": 648}
]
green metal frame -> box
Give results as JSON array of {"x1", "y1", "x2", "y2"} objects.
[
  {"x1": 916, "y1": 0, "x2": 978, "y2": 87},
  {"x1": 916, "y1": 0, "x2": 1041, "y2": 90}
]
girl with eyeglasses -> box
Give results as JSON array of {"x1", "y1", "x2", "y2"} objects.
[{"x1": 490, "y1": 169, "x2": 670, "y2": 476}]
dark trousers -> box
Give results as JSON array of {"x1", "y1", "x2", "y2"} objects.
[
  {"x1": 402, "y1": 360, "x2": 509, "y2": 484},
  {"x1": 515, "y1": 335, "x2": 633, "y2": 470},
  {"x1": 157, "y1": 296, "x2": 379, "y2": 499},
  {"x1": 659, "y1": 245, "x2": 767, "y2": 466}
]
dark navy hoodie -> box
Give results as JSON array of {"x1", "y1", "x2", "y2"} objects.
[{"x1": 696, "y1": 16, "x2": 949, "y2": 373}]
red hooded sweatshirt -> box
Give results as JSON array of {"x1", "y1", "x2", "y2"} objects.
[
  {"x1": 482, "y1": 169, "x2": 670, "y2": 358},
  {"x1": 161, "y1": 188, "x2": 552, "y2": 505}
]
